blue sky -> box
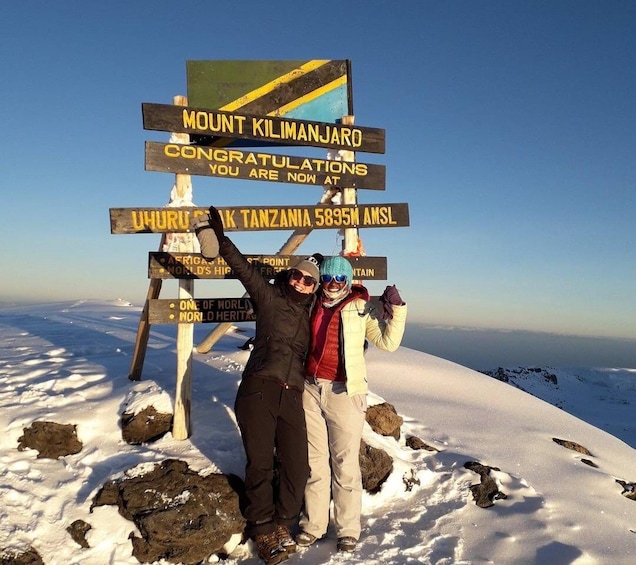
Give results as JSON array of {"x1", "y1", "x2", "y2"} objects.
[{"x1": 2, "y1": 1, "x2": 635, "y2": 346}]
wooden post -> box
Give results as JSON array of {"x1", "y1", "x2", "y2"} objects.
[
  {"x1": 128, "y1": 239, "x2": 165, "y2": 381},
  {"x1": 173, "y1": 276, "x2": 194, "y2": 439},
  {"x1": 339, "y1": 115, "x2": 359, "y2": 257},
  {"x1": 170, "y1": 95, "x2": 195, "y2": 440}
]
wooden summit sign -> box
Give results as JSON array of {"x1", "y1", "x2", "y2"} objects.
[
  {"x1": 115, "y1": 60, "x2": 408, "y2": 440},
  {"x1": 142, "y1": 103, "x2": 385, "y2": 154},
  {"x1": 145, "y1": 141, "x2": 386, "y2": 190},
  {"x1": 110, "y1": 204, "x2": 410, "y2": 234},
  {"x1": 148, "y1": 253, "x2": 387, "y2": 280}
]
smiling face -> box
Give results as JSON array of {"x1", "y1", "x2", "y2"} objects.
[
  {"x1": 319, "y1": 273, "x2": 350, "y2": 302},
  {"x1": 289, "y1": 269, "x2": 317, "y2": 294}
]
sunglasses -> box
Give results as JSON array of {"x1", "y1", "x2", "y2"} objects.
[
  {"x1": 290, "y1": 269, "x2": 317, "y2": 286},
  {"x1": 320, "y1": 274, "x2": 348, "y2": 284}
]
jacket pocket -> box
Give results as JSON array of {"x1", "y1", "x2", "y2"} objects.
[{"x1": 351, "y1": 393, "x2": 368, "y2": 415}]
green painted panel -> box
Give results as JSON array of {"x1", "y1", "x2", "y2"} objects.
[
  {"x1": 187, "y1": 60, "x2": 312, "y2": 109},
  {"x1": 186, "y1": 60, "x2": 350, "y2": 117}
]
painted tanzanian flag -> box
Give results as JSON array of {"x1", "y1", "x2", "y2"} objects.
[{"x1": 186, "y1": 60, "x2": 352, "y2": 146}]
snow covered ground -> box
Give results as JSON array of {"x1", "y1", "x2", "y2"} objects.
[{"x1": 1, "y1": 299, "x2": 635, "y2": 564}]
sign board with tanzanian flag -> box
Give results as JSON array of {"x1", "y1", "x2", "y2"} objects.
[{"x1": 186, "y1": 59, "x2": 352, "y2": 131}]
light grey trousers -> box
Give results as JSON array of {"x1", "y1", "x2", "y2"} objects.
[{"x1": 299, "y1": 378, "x2": 367, "y2": 540}]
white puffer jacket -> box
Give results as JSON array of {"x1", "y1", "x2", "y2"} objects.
[{"x1": 339, "y1": 293, "x2": 407, "y2": 396}]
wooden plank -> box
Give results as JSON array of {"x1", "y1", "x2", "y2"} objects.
[
  {"x1": 148, "y1": 253, "x2": 388, "y2": 280},
  {"x1": 149, "y1": 298, "x2": 257, "y2": 325},
  {"x1": 149, "y1": 296, "x2": 382, "y2": 325},
  {"x1": 110, "y1": 203, "x2": 410, "y2": 234},
  {"x1": 142, "y1": 103, "x2": 385, "y2": 154},
  {"x1": 145, "y1": 141, "x2": 385, "y2": 190}
]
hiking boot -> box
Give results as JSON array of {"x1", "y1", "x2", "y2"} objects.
[
  {"x1": 254, "y1": 532, "x2": 288, "y2": 565},
  {"x1": 295, "y1": 530, "x2": 318, "y2": 547},
  {"x1": 337, "y1": 536, "x2": 357, "y2": 552},
  {"x1": 275, "y1": 525, "x2": 297, "y2": 553}
]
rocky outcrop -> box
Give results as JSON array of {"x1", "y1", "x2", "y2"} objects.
[
  {"x1": 0, "y1": 547, "x2": 44, "y2": 565},
  {"x1": 17, "y1": 421, "x2": 82, "y2": 459},
  {"x1": 366, "y1": 402, "x2": 404, "y2": 440},
  {"x1": 464, "y1": 461, "x2": 508, "y2": 508},
  {"x1": 360, "y1": 440, "x2": 394, "y2": 494},
  {"x1": 66, "y1": 520, "x2": 91, "y2": 549},
  {"x1": 91, "y1": 459, "x2": 245, "y2": 564},
  {"x1": 406, "y1": 435, "x2": 439, "y2": 451},
  {"x1": 120, "y1": 405, "x2": 173, "y2": 444}
]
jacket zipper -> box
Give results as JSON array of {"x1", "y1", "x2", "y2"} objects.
[{"x1": 284, "y1": 301, "x2": 308, "y2": 387}]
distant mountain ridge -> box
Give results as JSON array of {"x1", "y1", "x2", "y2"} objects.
[{"x1": 480, "y1": 366, "x2": 636, "y2": 448}]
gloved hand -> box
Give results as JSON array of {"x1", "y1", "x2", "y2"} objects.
[
  {"x1": 190, "y1": 205, "x2": 225, "y2": 261},
  {"x1": 207, "y1": 205, "x2": 225, "y2": 241},
  {"x1": 379, "y1": 285, "x2": 404, "y2": 320}
]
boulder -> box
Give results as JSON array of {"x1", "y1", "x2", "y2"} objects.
[
  {"x1": 464, "y1": 461, "x2": 507, "y2": 508},
  {"x1": 17, "y1": 421, "x2": 82, "y2": 459},
  {"x1": 360, "y1": 440, "x2": 393, "y2": 494},
  {"x1": 366, "y1": 402, "x2": 403, "y2": 440},
  {"x1": 0, "y1": 547, "x2": 44, "y2": 565},
  {"x1": 91, "y1": 459, "x2": 245, "y2": 564},
  {"x1": 66, "y1": 519, "x2": 92, "y2": 548},
  {"x1": 406, "y1": 435, "x2": 438, "y2": 451},
  {"x1": 121, "y1": 406, "x2": 173, "y2": 445}
]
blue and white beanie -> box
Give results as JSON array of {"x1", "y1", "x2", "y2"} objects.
[{"x1": 320, "y1": 256, "x2": 353, "y2": 289}]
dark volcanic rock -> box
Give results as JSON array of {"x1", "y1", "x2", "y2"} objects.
[
  {"x1": 464, "y1": 461, "x2": 508, "y2": 508},
  {"x1": 360, "y1": 440, "x2": 393, "y2": 494},
  {"x1": 121, "y1": 405, "x2": 173, "y2": 444},
  {"x1": 17, "y1": 421, "x2": 82, "y2": 459},
  {"x1": 66, "y1": 519, "x2": 92, "y2": 548},
  {"x1": 552, "y1": 437, "x2": 593, "y2": 456},
  {"x1": 406, "y1": 435, "x2": 438, "y2": 451},
  {"x1": 616, "y1": 479, "x2": 636, "y2": 501},
  {"x1": 91, "y1": 459, "x2": 245, "y2": 564},
  {"x1": 0, "y1": 547, "x2": 44, "y2": 565}
]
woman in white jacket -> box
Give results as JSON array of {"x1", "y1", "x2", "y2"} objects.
[{"x1": 296, "y1": 255, "x2": 407, "y2": 553}]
